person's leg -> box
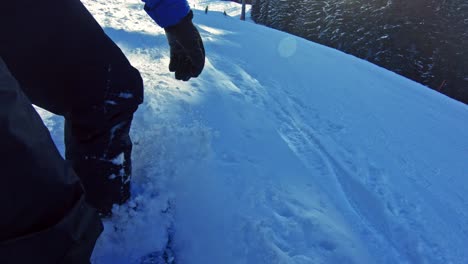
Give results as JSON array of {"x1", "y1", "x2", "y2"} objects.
[
  {"x1": 0, "y1": 0, "x2": 144, "y2": 215},
  {"x1": 0, "y1": 58, "x2": 102, "y2": 264}
]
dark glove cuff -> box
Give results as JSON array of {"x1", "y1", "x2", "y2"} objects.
[{"x1": 164, "y1": 10, "x2": 194, "y2": 33}]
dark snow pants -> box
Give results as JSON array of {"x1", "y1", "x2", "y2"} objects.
[
  {"x1": 0, "y1": 0, "x2": 144, "y2": 214},
  {"x1": 0, "y1": 0, "x2": 143, "y2": 262},
  {"x1": 0, "y1": 58, "x2": 103, "y2": 263}
]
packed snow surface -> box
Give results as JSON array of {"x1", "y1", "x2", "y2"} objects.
[{"x1": 37, "y1": 0, "x2": 468, "y2": 263}]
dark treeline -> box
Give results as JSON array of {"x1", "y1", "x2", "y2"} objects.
[{"x1": 251, "y1": 0, "x2": 468, "y2": 104}]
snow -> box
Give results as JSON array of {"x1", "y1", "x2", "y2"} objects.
[
  {"x1": 36, "y1": 0, "x2": 468, "y2": 263},
  {"x1": 189, "y1": 0, "x2": 252, "y2": 18}
]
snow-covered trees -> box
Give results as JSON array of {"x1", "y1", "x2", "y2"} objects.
[{"x1": 252, "y1": 0, "x2": 468, "y2": 104}]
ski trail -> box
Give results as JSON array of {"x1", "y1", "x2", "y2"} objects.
[
  {"x1": 197, "y1": 58, "x2": 373, "y2": 264},
  {"x1": 205, "y1": 53, "x2": 451, "y2": 263},
  {"x1": 261, "y1": 80, "x2": 455, "y2": 263}
]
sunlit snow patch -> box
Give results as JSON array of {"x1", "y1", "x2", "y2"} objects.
[{"x1": 278, "y1": 36, "x2": 298, "y2": 58}]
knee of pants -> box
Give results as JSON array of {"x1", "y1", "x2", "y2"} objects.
[
  {"x1": 1, "y1": 0, "x2": 144, "y2": 122},
  {"x1": 104, "y1": 64, "x2": 144, "y2": 117},
  {"x1": 67, "y1": 63, "x2": 144, "y2": 139}
]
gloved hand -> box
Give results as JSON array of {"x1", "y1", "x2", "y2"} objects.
[{"x1": 164, "y1": 10, "x2": 205, "y2": 81}]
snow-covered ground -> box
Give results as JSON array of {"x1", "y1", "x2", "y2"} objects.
[
  {"x1": 37, "y1": 0, "x2": 468, "y2": 263},
  {"x1": 189, "y1": 0, "x2": 251, "y2": 18}
]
